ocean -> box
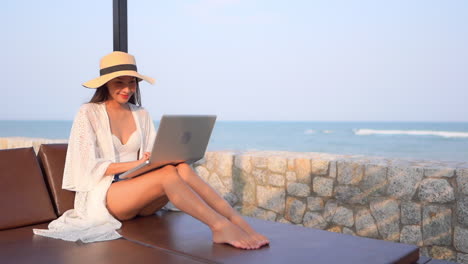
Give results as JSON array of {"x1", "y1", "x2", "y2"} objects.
[{"x1": 1, "y1": 120, "x2": 468, "y2": 163}]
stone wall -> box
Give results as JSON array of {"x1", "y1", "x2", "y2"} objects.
[
  {"x1": 192, "y1": 151, "x2": 468, "y2": 264},
  {"x1": 0, "y1": 137, "x2": 67, "y2": 153},
  {"x1": 2, "y1": 138, "x2": 468, "y2": 263}
]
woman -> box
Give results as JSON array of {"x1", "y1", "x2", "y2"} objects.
[{"x1": 33, "y1": 51, "x2": 269, "y2": 250}]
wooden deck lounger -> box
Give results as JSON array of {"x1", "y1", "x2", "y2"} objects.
[
  {"x1": 120, "y1": 211, "x2": 419, "y2": 264},
  {"x1": 0, "y1": 145, "x2": 425, "y2": 264},
  {"x1": 0, "y1": 223, "x2": 205, "y2": 264}
]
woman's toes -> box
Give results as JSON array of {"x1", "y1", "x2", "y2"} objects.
[
  {"x1": 234, "y1": 241, "x2": 246, "y2": 249},
  {"x1": 249, "y1": 241, "x2": 257, "y2": 249},
  {"x1": 245, "y1": 240, "x2": 254, "y2": 250}
]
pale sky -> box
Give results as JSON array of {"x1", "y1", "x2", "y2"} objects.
[{"x1": 2, "y1": 0, "x2": 467, "y2": 121}]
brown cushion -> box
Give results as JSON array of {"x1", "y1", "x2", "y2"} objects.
[
  {"x1": 37, "y1": 144, "x2": 74, "y2": 216},
  {"x1": 0, "y1": 147, "x2": 57, "y2": 230}
]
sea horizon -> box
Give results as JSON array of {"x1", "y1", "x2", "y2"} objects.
[
  {"x1": 1, "y1": 120, "x2": 468, "y2": 163},
  {"x1": 2, "y1": 119, "x2": 468, "y2": 122}
]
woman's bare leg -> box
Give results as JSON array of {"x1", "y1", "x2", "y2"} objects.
[
  {"x1": 106, "y1": 165, "x2": 260, "y2": 249},
  {"x1": 175, "y1": 163, "x2": 269, "y2": 246}
]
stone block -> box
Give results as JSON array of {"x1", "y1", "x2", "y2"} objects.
[
  {"x1": 251, "y1": 156, "x2": 268, "y2": 169},
  {"x1": 238, "y1": 205, "x2": 277, "y2": 222},
  {"x1": 335, "y1": 185, "x2": 368, "y2": 205},
  {"x1": 401, "y1": 201, "x2": 421, "y2": 225},
  {"x1": 455, "y1": 226, "x2": 468, "y2": 253},
  {"x1": 277, "y1": 216, "x2": 292, "y2": 224},
  {"x1": 215, "y1": 152, "x2": 234, "y2": 178},
  {"x1": 370, "y1": 198, "x2": 400, "y2": 241},
  {"x1": 458, "y1": 253, "x2": 468, "y2": 264},
  {"x1": 287, "y1": 158, "x2": 295, "y2": 171},
  {"x1": 204, "y1": 152, "x2": 216, "y2": 171},
  {"x1": 307, "y1": 197, "x2": 324, "y2": 211},
  {"x1": 332, "y1": 206, "x2": 354, "y2": 227},
  {"x1": 269, "y1": 173, "x2": 285, "y2": 187},
  {"x1": 208, "y1": 173, "x2": 228, "y2": 195},
  {"x1": 313, "y1": 176, "x2": 334, "y2": 197},
  {"x1": 232, "y1": 168, "x2": 256, "y2": 204},
  {"x1": 400, "y1": 225, "x2": 423, "y2": 246},
  {"x1": 303, "y1": 212, "x2": 327, "y2": 229},
  {"x1": 223, "y1": 192, "x2": 238, "y2": 206},
  {"x1": 256, "y1": 185, "x2": 285, "y2": 214},
  {"x1": 234, "y1": 155, "x2": 252, "y2": 173},
  {"x1": 420, "y1": 247, "x2": 429, "y2": 257},
  {"x1": 323, "y1": 199, "x2": 338, "y2": 222},
  {"x1": 219, "y1": 175, "x2": 233, "y2": 192},
  {"x1": 285, "y1": 197, "x2": 306, "y2": 224},
  {"x1": 337, "y1": 161, "x2": 364, "y2": 185},
  {"x1": 457, "y1": 169, "x2": 468, "y2": 195},
  {"x1": 418, "y1": 178, "x2": 455, "y2": 203},
  {"x1": 287, "y1": 182, "x2": 310, "y2": 197},
  {"x1": 0, "y1": 138, "x2": 9, "y2": 149},
  {"x1": 327, "y1": 226, "x2": 342, "y2": 233},
  {"x1": 295, "y1": 158, "x2": 312, "y2": 183},
  {"x1": 361, "y1": 164, "x2": 387, "y2": 196},
  {"x1": 252, "y1": 169, "x2": 268, "y2": 185},
  {"x1": 286, "y1": 171, "x2": 297, "y2": 182},
  {"x1": 457, "y1": 196, "x2": 468, "y2": 226},
  {"x1": 387, "y1": 166, "x2": 423, "y2": 200},
  {"x1": 233, "y1": 169, "x2": 256, "y2": 204},
  {"x1": 311, "y1": 159, "x2": 329, "y2": 176},
  {"x1": 342, "y1": 227, "x2": 356, "y2": 236},
  {"x1": 328, "y1": 161, "x2": 337, "y2": 179},
  {"x1": 252, "y1": 209, "x2": 276, "y2": 222},
  {"x1": 424, "y1": 167, "x2": 455, "y2": 178},
  {"x1": 355, "y1": 208, "x2": 379, "y2": 238},
  {"x1": 422, "y1": 205, "x2": 452, "y2": 246},
  {"x1": 234, "y1": 205, "x2": 242, "y2": 213},
  {"x1": 430, "y1": 246, "x2": 456, "y2": 261},
  {"x1": 268, "y1": 156, "x2": 287, "y2": 174}
]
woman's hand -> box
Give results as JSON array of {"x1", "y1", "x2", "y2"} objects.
[
  {"x1": 139, "y1": 152, "x2": 151, "y2": 164},
  {"x1": 105, "y1": 152, "x2": 151, "y2": 176}
]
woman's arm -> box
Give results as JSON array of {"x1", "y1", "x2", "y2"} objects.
[{"x1": 104, "y1": 152, "x2": 150, "y2": 176}]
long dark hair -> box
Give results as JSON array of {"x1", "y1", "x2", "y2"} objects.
[{"x1": 89, "y1": 78, "x2": 142, "y2": 106}]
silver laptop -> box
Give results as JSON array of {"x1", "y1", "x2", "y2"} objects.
[{"x1": 118, "y1": 115, "x2": 217, "y2": 180}]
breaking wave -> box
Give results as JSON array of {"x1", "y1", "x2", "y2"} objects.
[{"x1": 353, "y1": 129, "x2": 468, "y2": 138}]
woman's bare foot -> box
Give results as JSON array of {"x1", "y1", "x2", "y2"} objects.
[
  {"x1": 211, "y1": 219, "x2": 260, "y2": 250},
  {"x1": 230, "y1": 215, "x2": 270, "y2": 247}
]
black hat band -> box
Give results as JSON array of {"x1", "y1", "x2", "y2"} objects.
[{"x1": 100, "y1": 64, "x2": 137, "y2": 76}]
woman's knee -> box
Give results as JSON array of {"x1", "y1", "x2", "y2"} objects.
[
  {"x1": 156, "y1": 165, "x2": 183, "y2": 183},
  {"x1": 176, "y1": 162, "x2": 191, "y2": 172},
  {"x1": 175, "y1": 163, "x2": 194, "y2": 181}
]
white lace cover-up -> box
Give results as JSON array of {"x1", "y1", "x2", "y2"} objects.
[{"x1": 33, "y1": 102, "x2": 156, "y2": 243}]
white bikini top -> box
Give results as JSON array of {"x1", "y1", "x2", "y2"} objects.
[{"x1": 112, "y1": 131, "x2": 141, "y2": 163}]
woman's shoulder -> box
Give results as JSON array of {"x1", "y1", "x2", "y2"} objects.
[
  {"x1": 75, "y1": 103, "x2": 104, "y2": 116},
  {"x1": 77, "y1": 102, "x2": 100, "y2": 111}
]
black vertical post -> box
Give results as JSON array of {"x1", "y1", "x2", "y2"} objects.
[{"x1": 113, "y1": 0, "x2": 128, "y2": 52}]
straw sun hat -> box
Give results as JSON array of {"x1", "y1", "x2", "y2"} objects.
[{"x1": 82, "y1": 51, "x2": 155, "y2": 89}]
